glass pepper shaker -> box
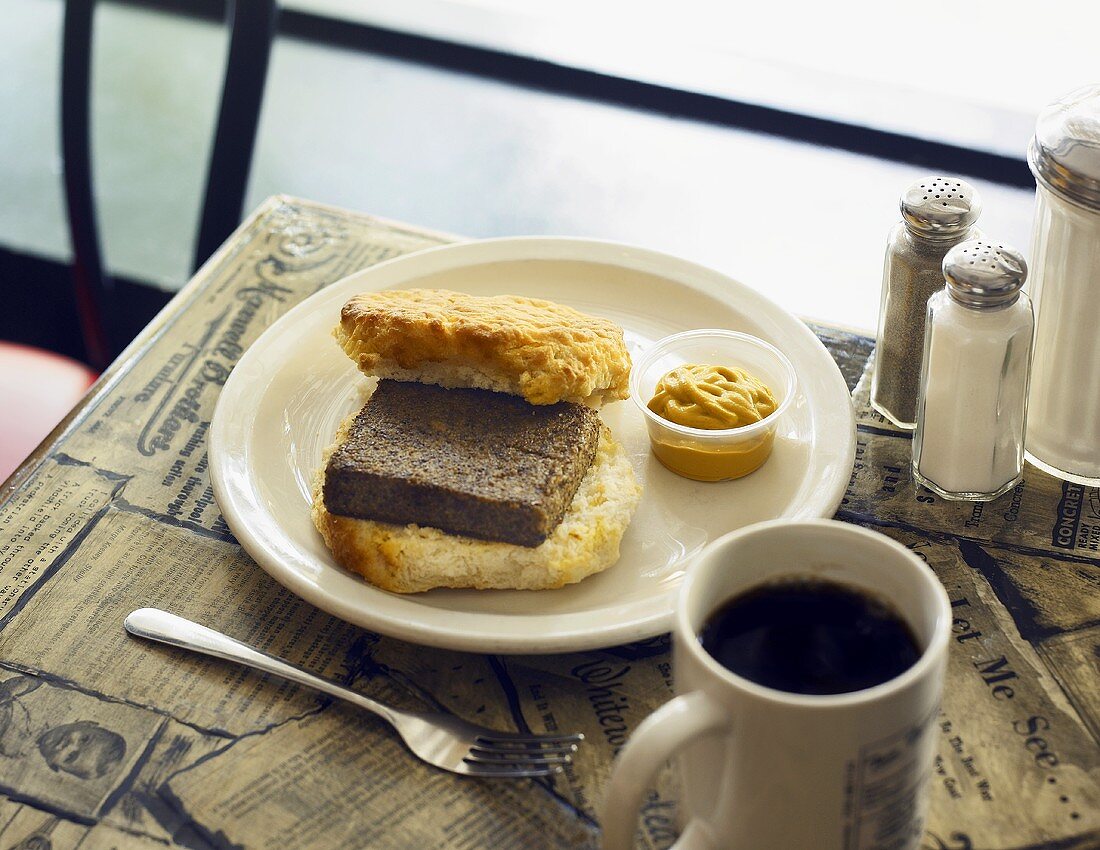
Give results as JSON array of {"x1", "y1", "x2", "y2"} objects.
[
  {"x1": 912, "y1": 239, "x2": 1034, "y2": 501},
  {"x1": 871, "y1": 177, "x2": 982, "y2": 429}
]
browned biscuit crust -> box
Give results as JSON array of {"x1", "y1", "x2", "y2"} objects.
[{"x1": 336, "y1": 289, "x2": 631, "y2": 405}]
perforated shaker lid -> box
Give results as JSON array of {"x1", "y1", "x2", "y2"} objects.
[
  {"x1": 942, "y1": 239, "x2": 1027, "y2": 308},
  {"x1": 1029, "y1": 84, "x2": 1100, "y2": 211},
  {"x1": 900, "y1": 177, "x2": 981, "y2": 239}
]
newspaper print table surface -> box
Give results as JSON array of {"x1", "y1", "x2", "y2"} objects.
[{"x1": 0, "y1": 198, "x2": 1097, "y2": 850}]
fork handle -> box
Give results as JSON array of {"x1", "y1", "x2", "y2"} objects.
[{"x1": 124, "y1": 608, "x2": 399, "y2": 726}]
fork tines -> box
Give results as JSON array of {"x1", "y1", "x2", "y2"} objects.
[
  {"x1": 476, "y1": 732, "x2": 585, "y2": 746},
  {"x1": 462, "y1": 732, "x2": 584, "y2": 777}
]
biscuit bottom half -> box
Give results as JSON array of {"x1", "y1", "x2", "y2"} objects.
[{"x1": 311, "y1": 423, "x2": 643, "y2": 593}]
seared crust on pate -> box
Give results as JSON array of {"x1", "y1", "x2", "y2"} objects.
[
  {"x1": 336, "y1": 289, "x2": 631, "y2": 405},
  {"x1": 311, "y1": 419, "x2": 642, "y2": 592}
]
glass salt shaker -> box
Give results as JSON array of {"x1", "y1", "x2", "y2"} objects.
[
  {"x1": 871, "y1": 177, "x2": 981, "y2": 429},
  {"x1": 1025, "y1": 84, "x2": 1100, "y2": 485},
  {"x1": 912, "y1": 239, "x2": 1033, "y2": 501}
]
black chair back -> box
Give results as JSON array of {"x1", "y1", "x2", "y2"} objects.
[{"x1": 60, "y1": 0, "x2": 279, "y2": 369}]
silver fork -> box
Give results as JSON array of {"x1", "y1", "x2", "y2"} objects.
[{"x1": 124, "y1": 608, "x2": 581, "y2": 778}]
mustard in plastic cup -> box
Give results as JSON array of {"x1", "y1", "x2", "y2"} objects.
[{"x1": 630, "y1": 330, "x2": 797, "y2": 482}]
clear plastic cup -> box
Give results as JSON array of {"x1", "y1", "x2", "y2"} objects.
[{"x1": 630, "y1": 329, "x2": 797, "y2": 482}]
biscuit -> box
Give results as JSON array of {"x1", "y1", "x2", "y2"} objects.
[{"x1": 336, "y1": 289, "x2": 631, "y2": 405}]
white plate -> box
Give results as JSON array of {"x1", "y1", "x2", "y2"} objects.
[{"x1": 209, "y1": 237, "x2": 856, "y2": 653}]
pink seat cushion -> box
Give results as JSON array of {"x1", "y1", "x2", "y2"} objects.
[{"x1": 0, "y1": 342, "x2": 97, "y2": 482}]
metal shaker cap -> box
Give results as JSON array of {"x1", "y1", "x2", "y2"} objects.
[
  {"x1": 943, "y1": 239, "x2": 1027, "y2": 308},
  {"x1": 1029, "y1": 84, "x2": 1100, "y2": 211},
  {"x1": 900, "y1": 177, "x2": 982, "y2": 239}
]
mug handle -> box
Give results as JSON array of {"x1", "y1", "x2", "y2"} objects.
[{"x1": 600, "y1": 691, "x2": 728, "y2": 850}]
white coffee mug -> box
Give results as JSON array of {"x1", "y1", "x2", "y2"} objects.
[{"x1": 601, "y1": 519, "x2": 951, "y2": 850}]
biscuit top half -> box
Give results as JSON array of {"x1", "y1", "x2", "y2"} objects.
[{"x1": 336, "y1": 288, "x2": 631, "y2": 406}]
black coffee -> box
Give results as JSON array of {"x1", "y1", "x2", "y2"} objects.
[{"x1": 699, "y1": 578, "x2": 921, "y2": 695}]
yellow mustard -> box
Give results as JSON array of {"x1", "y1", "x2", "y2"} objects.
[
  {"x1": 646, "y1": 364, "x2": 778, "y2": 482},
  {"x1": 648, "y1": 364, "x2": 777, "y2": 430}
]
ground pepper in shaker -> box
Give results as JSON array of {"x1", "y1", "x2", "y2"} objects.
[
  {"x1": 912, "y1": 240, "x2": 1034, "y2": 501},
  {"x1": 871, "y1": 177, "x2": 981, "y2": 429}
]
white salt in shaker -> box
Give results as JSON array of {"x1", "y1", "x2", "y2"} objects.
[
  {"x1": 912, "y1": 240, "x2": 1034, "y2": 501},
  {"x1": 1025, "y1": 85, "x2": 1100, "y2": 485}
]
